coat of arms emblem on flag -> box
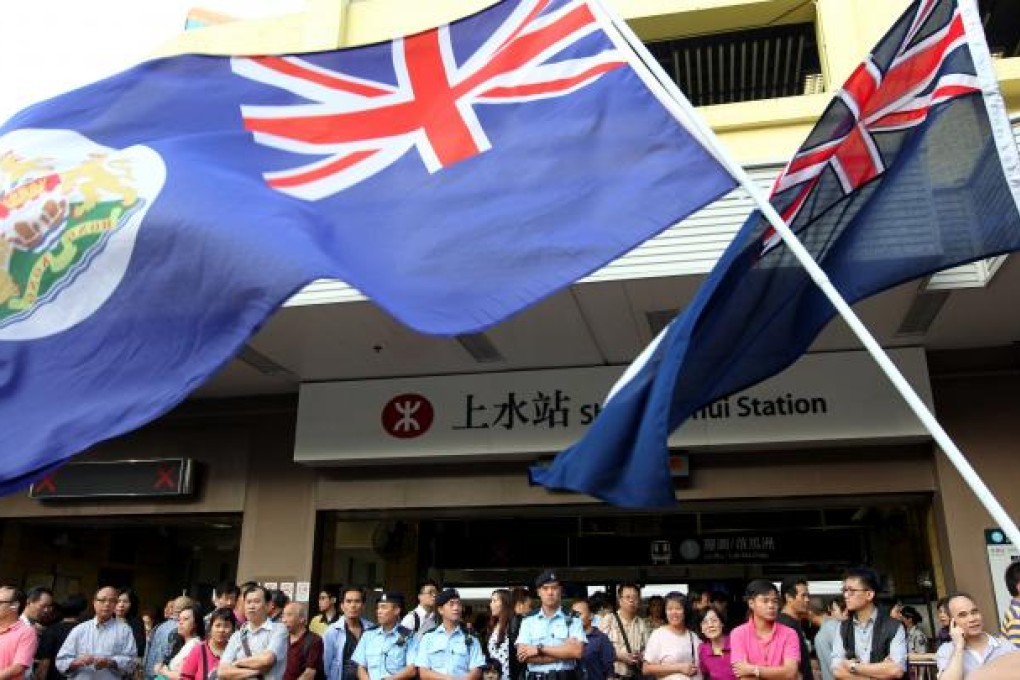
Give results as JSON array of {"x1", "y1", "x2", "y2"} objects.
[{"x1": 0, "y1": 130, "x2": 165, "y2": 339}]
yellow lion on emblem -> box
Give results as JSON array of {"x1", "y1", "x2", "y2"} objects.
[{"x1": 61, "y1": 153, "x2": 138, "y2": 216}]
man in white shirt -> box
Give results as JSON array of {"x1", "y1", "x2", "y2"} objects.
[
  {"x1": 219, "y1": 587, "x2": 289, "y2": 680},
  {"x1": 56, "y1": 587, "x2": 135, "y2": 680},
  {"x1": 400, "y1": 582, "x2": 438, "y2": 640}
]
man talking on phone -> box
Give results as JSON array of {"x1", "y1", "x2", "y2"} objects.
[{"x1": 936, "y1": 593, "x2": 1019, "y2": 680}]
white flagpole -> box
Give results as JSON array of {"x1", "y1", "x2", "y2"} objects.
[{"x1": 593, "y1": 0, "x2": 1020, "y2": 548}]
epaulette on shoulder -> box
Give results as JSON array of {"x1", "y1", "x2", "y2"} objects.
[{"x1": 396, "y1": 625, "x2": 412, "y2": 637}]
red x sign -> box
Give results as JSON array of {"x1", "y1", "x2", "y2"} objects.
[
  {"x1": 153, "y1": 466, "x2": 177, "y2": 490},
  {"x1": 34, "y1": 475, "x2": 57, "y2": 494}
]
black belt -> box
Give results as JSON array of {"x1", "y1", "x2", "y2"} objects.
[{"x1": 527, "y1": 671, "x2": 577, "y2": 680}]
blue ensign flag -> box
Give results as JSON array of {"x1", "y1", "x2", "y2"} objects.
[
  {"x1": 0, "y1": 0, "x2": 736, "y2": 492},
  {"x1": 531, "y1": 0, "x2": 1020, "y2": 507}
]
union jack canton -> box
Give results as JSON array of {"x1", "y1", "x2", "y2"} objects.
[
  {"x1": 761, "y1": 0, "x2": 980, "y2": 252},
  {"x1": 232, "y1": 0, "x2": 627, "y2": 200}
]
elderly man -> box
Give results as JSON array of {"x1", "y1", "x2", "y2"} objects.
[
  {"x1": 283, "y1": 602, "x2": 324, "y2": 680},
  {"x1": 219, "y1": 586, "x2": 289, "y2": 680},
  {"x1": 936, "y1": 593, "x2": 1019, "y2": 680},
  {"x1": 55, "y1": 587, "x2": 136, "y2": 680}
]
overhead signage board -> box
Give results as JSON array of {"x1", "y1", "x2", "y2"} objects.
[
  {"x1": 295, "y1": 348, "x2": 932, "y2": 464},
  {"x1": 29, "y1": 458, "x2": 195, "y2": 500}
]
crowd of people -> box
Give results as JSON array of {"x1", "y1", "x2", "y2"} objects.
[{"x1": 3, "y1": 563, "x2": 1020, "y2": 680}]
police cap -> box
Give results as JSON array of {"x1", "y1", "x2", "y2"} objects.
[
  {"x1": 435, "y1": 588, "x2": 460, "y2": 607},
  {"x1": 378, "y1": 591, "x2": 405, "y2": 607},
  {"x1": 534, "y1": 569, "x2": 560, "y2": 588}
]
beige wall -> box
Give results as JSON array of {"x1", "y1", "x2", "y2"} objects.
[
  {"x1": 314, "y1": 446, "x2": 936, "y2": 510},
  {"x1": 932, "y1": 373, "x2": 1020, "y2": 621}
]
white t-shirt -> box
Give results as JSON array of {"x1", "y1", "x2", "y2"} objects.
[{"x1": 643, "y1": 627, "x2": 702, "y2": 680}]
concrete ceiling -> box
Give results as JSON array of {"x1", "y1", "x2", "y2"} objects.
[{"x1": 192, "y1": 253, "x2": 1020, "y2": 398}]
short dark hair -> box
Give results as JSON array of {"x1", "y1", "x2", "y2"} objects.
[
  {"x1": 694, "y1": 604, "x2": 729, "y2": 634},
  {"x1": 270, "y1": 590, "x2": 290, "y2": 609},
  {"x1": 319, "y1": 583, "x2": 342, "y2": 600},
  {"x1": 0, "y1": 585, "x2": 25, "y2": 614},
  {"x1": 208, "y1": 606, "x2": 238, "y2": 632},
  {"x1": 617, "y1": 583, "x2": 641, "y2": 598},
  {"x1": 215, "y1": 582, "x2": 240, "y2": 598},
  {"x1": 418, "y1": 579, "x2": 439, "y2": 594},
  {"x1": 1006, "y1": 561, "x2": 1020, "y2": 598},
  {"x1": 245, "y1": 586, "x2": 271, "y2": 604},
  {"x1": 240, "y1": 581, "x2": 260, "y2": 596},
  {"x1": 511, "y1": 587, "x2": 532, "y2": 607},
  {"x1": 27, "y1": 586, "x2": 53, "y2": 603},
  {"x1": 59, "y1": 594, "x2": 89, "y2": 619},
  {"x1": 341, "y1": 586, "x2": 367, "y2": 602},
  {"x1": 781, "y1": 577, "x2": 807, "y2": 602},
  {"x1": 825, "y1": 595, "x2": 846, "y2": 614},
  {"x1": 844, "y1": 566, "x2": 881, "y2": 593},
  {"x1": 745, "y1": 579, "x2": 778, "y2": 600}
]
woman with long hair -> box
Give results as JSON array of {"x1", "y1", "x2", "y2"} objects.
[
  {"x1": 695, "y1": 607, "x2": 734, "y2": 680},
  {"x1": 643, "y1": 592, "x2": 702, "y2": 680},
  {"x1": 487, "y1": 589, "x2": 512, "y2": 680},
  {"x1": 115, "y1": 588, "x2": 148, "y2": 661},
  {"x1": 154, "y1": 604, "x2": 205, "y2": 680},
  {"x1": 179, "y1": 607, "x2": 237, "y2": 680}
]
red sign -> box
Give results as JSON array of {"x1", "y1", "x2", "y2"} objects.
[{"x1": 381, "y1": 393, "x2": 434, "y2": 439}]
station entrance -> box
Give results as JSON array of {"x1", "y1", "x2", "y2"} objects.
[
  {"x1": 0, "y1": 513, "x2": 242, "y2": 611},
  {"x1": 315, "y1": 493, "x2": 940, "y2": 619}
]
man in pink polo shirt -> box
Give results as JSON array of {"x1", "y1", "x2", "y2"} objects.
[
  {"x1": 728, "y1": 580, "x2": 798, "y2": 680},
  {"x1": 0, "y1": 584, "x2": 39, "y2": 680}
]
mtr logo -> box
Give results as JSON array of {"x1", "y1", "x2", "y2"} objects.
[{"x1": 381, "y1": 393, "x2": 434, "y2": 439}]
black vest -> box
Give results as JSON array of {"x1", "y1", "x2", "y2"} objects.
[{"x1": 839, "y1": 611, "x2": 905, "y2": 678}]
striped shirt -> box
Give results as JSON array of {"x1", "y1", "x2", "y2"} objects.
[{"x1": 1001, "y1": 598, "x2": 1020, "y2": 648}]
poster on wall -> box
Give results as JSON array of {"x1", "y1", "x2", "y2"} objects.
[{"x1": 986, "y1": 529, "x2": 1020, "y2": 620}]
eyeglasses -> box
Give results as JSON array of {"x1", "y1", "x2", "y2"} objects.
[{"x1": 842, "y1": 588, "x2": 870, "y2": 595}]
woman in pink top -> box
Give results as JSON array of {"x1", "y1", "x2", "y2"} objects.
[
  {"x1": 642, "y1": 592, "x2": 701, "y2": 680},
  {"x1": 179, "y1": 608, "x2": 237, "y2": 680},
  {"x1": 696, "y1": 607, "x2": 735, "y2": 680},
  {"x1": 727, "y1": 581, "x2": 798, "y2": 680}
]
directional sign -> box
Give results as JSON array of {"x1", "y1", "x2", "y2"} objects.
[{"x1": 29, "y1": 459, "x2": 194, "y2": 500}]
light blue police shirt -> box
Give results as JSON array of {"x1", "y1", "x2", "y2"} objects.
[
  {"x1": 515, "y1": 609, "x2": 586, "y2": 672},
  {"x1": 352, "y1": 625, "x2": 418, "y2": 680},
  {"x1": 414, "y1": 625, "x2": 485, "y2": 677}
]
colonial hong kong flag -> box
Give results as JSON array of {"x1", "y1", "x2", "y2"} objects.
[
  {"x1": 0, "y1": 0, "x2": 736, "y2": 492},
  {"x1": 532, "y1": 0, "x2": 1020, "y2": 507}
]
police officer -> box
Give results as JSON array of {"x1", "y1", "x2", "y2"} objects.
[
  {"x1": 415, "y1": 589, "x2": 485, "y2": 680},
  {"x1": 515, "y1": 571, "x2": 585, "y2": 680},
  {"x1": 352, "y1": 592, "x2": 417, "y2": 680}
]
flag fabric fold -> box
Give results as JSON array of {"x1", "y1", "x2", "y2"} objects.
[
  {"x1": 531, "y1": 0, "x2": 1020, "y2": 507},
  {"x1": 0, "y1": 0, "x2": 736, "y2": 492}
]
